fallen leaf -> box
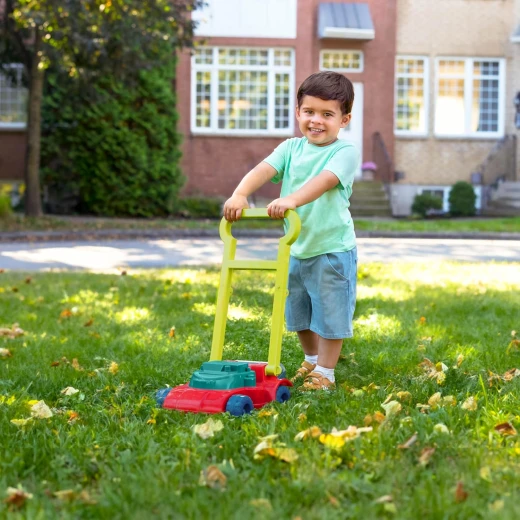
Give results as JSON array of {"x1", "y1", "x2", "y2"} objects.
[
  {"x1": 67, "y1": 411, "x2": 80, "y2": 423},
  {"x1": 24, "y1": 277, "x2": 31, "y2": 284},
  {"x1": 4, "y1": 486, "x2": 33, "y2": 510},
  {"x1": 381, "y1": 400, "x2": 402, "y2": 418},
  {"x1": 30, "y1": 400, "x2": 53, "y2": 419},
  {"x1": 419, "y1": 316, "x2": 426, "y2": 324},
  {"x1": 479, "y1": 466, "x2": 492, "y2": 482},
  {"x1": 108, "y1": 362, "x2": 119, "y2": 375},
  {"x1": 507, "y1": 339, "x2": 520, "y2": 355},
  {"x1": 418, "y1": 447, "x2": 435, "y2": 466},
  {"x1": 169, "y1": 327, "x2": 176, "y2": 338},
  {"x1": 50, "y1": 361, "x2": 61, "y2": 367},
  {"x1": 363, "y1": 414, "x2": 373, "y2": 426},
  {"x1": 71, "y1": 358, "x2": 83, "y2": 371},
  {"x1": 428, "y1": 392, "x2": 442, "y2": 409},
  {"x1": 250, "y1": 498, "x2": 272, "y2": 510},
  {"x1": 373, "y1": 411, "x2": 386, "y2": 423},
  {"x1": 199, "y1": 465, "x2": 227, "y2": 490},
  {"x1": 455, "y1": 481, "x2": 468, "y2": 503},
  {"x1": 60, "y1": 309, "x2": 73, "y2": 319},
  {"x1": 253, "y1": 435, "x2": 299, "y2": 463},
  {"x1": 192, "y1": 418, "x2": 224, "y2": 439},
  {"x1": 374, "y1": 495, "x2": 394, "y2": 504},
  {"x1": 319, "y1": 426, "x2": 372, "y2": 449},
  {"x1": 494, "y1": 422, "x2": 517, "y2": 437},
  {"x1": 433, "y1": 423, "x2": 450, "y2": 434},
  {"x1": 54, "y1": 489, "x2": 76, "y2": 502},
  {"x1": 0, "y1": 324, "x2": 24, "y2": 339},
  {"x1": 489, "y1": 499, "x2": 504, "y2": 512},
  {"x1": 454, "y1": 354, "x2": 464, "y2": 368},
  {"x1": 10, "y1": 418, "x2": 32, "y2": 428},
  {"x1": 294, "y1": 426, "x2": 322, "y2": 441},
  {"x1": 461, "y1": 396, "x2": 478, "y2": 411},
  {"x1": 83, "y1": 319, "x2": 94, "y2": 327},
  {"x1": 502, "y1": 368, "x2": 520, "y2": 382},
  {"x1": 60, "y1": 387, "x2": 79, "y2": 396},
  {"x1": 0, "y1": 348, "x2": 12, "y2": 358},
  {"x1": 396, "y1": 391, "x2": 412, "y2": 402},
  {"x1": 398, "y1": 432, "x2": 418, "y2": 450},
  {"x1": 257, "y1": 409, "x2": 275, "y2": 418}
]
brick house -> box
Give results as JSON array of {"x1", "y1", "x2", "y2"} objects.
[{"x1": 1, "y1": 0, "x2": 518, "y2": 216}]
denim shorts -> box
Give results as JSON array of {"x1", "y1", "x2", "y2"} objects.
[{"x1": 285, "y1": 248, "x2": 357, "y2": 339}]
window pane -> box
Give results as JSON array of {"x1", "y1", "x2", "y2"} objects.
[
  {"x1": 435, "y1": 77, "x2": 465, "y2": 134},
  {"x1": 472, "y1": 78, "x2": 499, "y2": 132},
  {"x1": 395, "y1": 58, "x2": 426, "y2": 133},
  {"x1": 438, "y1": 60, "x2": 465, "y2": 76},
  {"x1": 0, "y1": 66, "x2": 27, "y2": 124},
  {"x1": 274, "y1": 50, "x2": 292, "y2": 67},
  {"x1": 194, "y1": 48, "x2": 213, "y2": 65},
  {"x1": 321, "y1": 51, "x2": 362, "y2": 71},
  {"x1": 218, "y1": 48, "x2": 268, "y2": 66},
  {"x1": 195, "y1": 71, "x2": 211, "y2": 128},
  {"x1": 274, "y1": 73, "x2": 290, "y2": 129}
]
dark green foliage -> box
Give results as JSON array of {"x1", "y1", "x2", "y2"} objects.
[
  {"x1": 177, "y1": 197, "x2": 224, "y2": 219},
  {"x1": 0, "y1": 194, "x2": 12, "y2": 218},
  {"x1": 411, "y1": 193, "x2": 443, "y2": 218},
  {"x1": 41, "y1": 61, "x2": 184, "y2": 217},
  {"x1": 449, "y1": 181, "x2": 477, "y2": 217}
]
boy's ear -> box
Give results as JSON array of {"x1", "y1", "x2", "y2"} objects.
[
  {"x1": 295, "y1": 105, "x2": 301, "y2": 119},
  {"x1": 340, "y1": 113, "x2": 352, "y2": 128}
]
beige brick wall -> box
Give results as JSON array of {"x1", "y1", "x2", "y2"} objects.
[{"x1": 395, "y1": 0, "x2": 517, "y2": 187}]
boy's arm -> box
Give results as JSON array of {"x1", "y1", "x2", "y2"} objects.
[
  {"x1": 224, "y1": 161, "x2": 278, "y2": 221},
  {"x1": 267, "y1": 170, "x2": 339, "y2": 219}
]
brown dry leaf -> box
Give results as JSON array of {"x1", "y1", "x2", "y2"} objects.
[
  {"x1": 71, "y1": 358, "x2": 83, "y2": 371},
  {"x1": 83, "y1": 319, "x2": 94, "y2": 327},
  {"x1": 461, "y1": 396, "x2": 478, "y2": 411},
  {"x1": 50, "y1": 360, "x2": 61, "y2": 367},
  {"x1": 455, "y1": 481, "x2": 469, "y2": 503},
  {"x1": 67, "y1": 411, "x2": 80, "y2": 423},
  {"x1": 24, "y1": 277, "x2": 31, "y2": 284},
  {"x1": 398, "y1": 432, "x2": 418, "y2": 450},
  {"x1": 294, "y1": 426, "x2": 322, "y2": 441},
  {"x1": 0, "y1": 324, "x2": 24, "y2": 339},
  {"x1": 507, "y1": 339, "x2": 520, "y2": 354},
  {"x1": 363, "y1": 414, "x2": 373, "y2": 426},
  {"x1": 199, "y1": 465, "x2": 227, "y2": 490},
  {"x1": 373, "y1": 411, "x2": 386, "y2": 424},
  {"x1": 108, "y1": 362, "x2": 119, "y2": 375},
  {"x1": 192, "y1": 418, "x2": 224, "y2": 439},
  {"x1": 0, "y1": 348, "x2": 12, "y2": 358},
  {"x1": 418, "y1": 447, "x2": 435, "y2": 466},
  {"x1": 169, "y1": 327, "x2": 176, "y2": 338},
  {"x1": 4, "y1": 486, "x2": 33, "y2": 510},
  {"x1": 494, "y1": 422, "x2": 517, "y2": 437},
  {"x1": 502, "y1": 368, "x2": 520, "y2": 382},
  {"x1": 419, "y1": 316, "x2": 426, "y2": 324},
  {"x1": 60, "y1": 309, "x2": 73, "y2": 319}
]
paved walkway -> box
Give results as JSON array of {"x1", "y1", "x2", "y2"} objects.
[{"x1": 0, "y1": 237, "x2": 518, "y2": 271}]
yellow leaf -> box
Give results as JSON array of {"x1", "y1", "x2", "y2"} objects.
[
  {"x1": 60, "y1": 387, "x2": 79, "y2": 396},
  {"x1": 30, "y1": 400, "x2": 53, "y2": 419},
  {"x1": 373, "y1": 411, "x2": 386, "y2": 423},
  {"x1": 10, "y1": 418, "x2": 32, "y2": 427},
  {"x1": 489, "y1": 500, "x2": 504, "y2": 512},
  {"x1": 294, "y1": 426, "x2": 322, "y2": 441},
  {"x1": 0, "y1": 348, "x2": 12, "y2": 358},
  {"x1": 192, "y1": 418, "x2": 224, "y2": 439},
  {"x1": 108, "y1": 362, "x2": 119, "y2": 375},
  {"x1": 169, "y1": 327, "x2": 176, "y2": 338},
  {"x1": 461, "y1": 396, "x2": 478, "y2": 411},
  {"x1": 479, "y1": 466, "x2": 492, "y2": 482},
  {"x1": 319, "y1": 433, "x2": 346, "y2": 450},
  {"x1": 396, "y1": 391, "x2": 412, "y2": 402},
  {"x1": 442, "y1": 395, "x2": 457, "y2": 407},
  {"x1": 250, "y1": 498, "x2": 272, "y2": 510},
  {"x1": 67, "y1": 411, "x2": 80, "y2": 423},
  {"x1": 27, "y1": 399, "x2": 39, "y2": 406},
  {"x1": 54, "y1": 490, "x2": 76, "y2": 502},
  {"x1": 257, "y1": 409, "x2": 275, "y2": 418},
  {"x1": 275, "y1": 448, "x2": 299, "y2": 464},
  {"x1": 428, "y1": 392, "x2": 442, "y2": 409},
  {"x1": 454, "y1": 354, "x2": 464, "y2": 368},
  {"x1": 381, "y1": 400, "x2": 402, "y2": 418},
  {"x1": 199, "y1": 465, "x2": 227, "y2": 489},
  {"x1": 363, "y1": 414, "x2": 373, "y2": 426},
  {"x1": 433, "y1": 423, "x2": 450, "y2": 434}
]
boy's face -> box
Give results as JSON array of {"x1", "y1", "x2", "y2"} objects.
[{"x1": 296, "y1": 95, "x2": 351, "y2": 147}]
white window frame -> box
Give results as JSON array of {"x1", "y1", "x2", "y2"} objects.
[
  {"x1": 319, "y1": 50, "x2": 364, "y2": 73},
  {"x1": 434, "y1": 57, "x2": 505, "y2": 139},
  {"x1": 190, "y1": 47, "x2": 295, "y2": 136},
  {"x1": 394, "y1": 55, "x2": 429, "y2": 137},
  {"x1": 418, "y1": 185, "x2": 482, "y2": 212},
  {"x1": 0, "y1": 64, "x2": 27, "y2": 130}
]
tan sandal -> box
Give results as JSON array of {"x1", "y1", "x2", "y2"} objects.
[
  {"x1": 300, "y1": 371, "x2": 336, "y2": 391},
  {"x1": 290, "y1": 361, "x2": 316, "y2": 383}
]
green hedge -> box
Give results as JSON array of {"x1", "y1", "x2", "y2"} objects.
[
  {"x1": 411, "y1": 193, "x2": 443, "y2": 218},
  {"x1": 449, "y1": 181, "x2": 476, "y2": 217},
  {"x1": 41, "y1": 61, "x2": 184, "y2": 217}
]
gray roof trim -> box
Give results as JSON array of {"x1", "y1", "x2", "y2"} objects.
[{"x1": 318, "y1": 2, "x2": 375, "y2": 40}]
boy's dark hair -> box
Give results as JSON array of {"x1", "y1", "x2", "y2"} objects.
[{"x1": 297, "y1": 71, "x2": 354, "y2": 115}]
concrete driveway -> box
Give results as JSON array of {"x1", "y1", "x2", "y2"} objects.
[{"x1": 0, "y1": 237, "x2": 519, "y2": 271}]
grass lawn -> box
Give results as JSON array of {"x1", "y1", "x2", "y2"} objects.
[
  {"x1": 1, "y1": 262, "x2": 520, "y2": 518},
  {"x1": 2, "y1": 214, "x2": 520, "y2": 234}
]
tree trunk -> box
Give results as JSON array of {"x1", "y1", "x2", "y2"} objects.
[{"x1": 24, "y1": 31, "x2": 44, "y2": 217}]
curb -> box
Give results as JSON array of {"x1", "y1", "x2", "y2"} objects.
[{"x1": 1, "y1": 228, "x2": 520, "y2": 242}]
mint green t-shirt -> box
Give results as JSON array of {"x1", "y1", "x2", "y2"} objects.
[{"x1": 264, "y1": 137, "x2": 359, "y2": 259}]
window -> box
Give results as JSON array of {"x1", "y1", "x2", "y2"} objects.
[
  {"x1": 418, "y1": 186, "x2": 482, "y2": 212},
  {"x1": 320, "y1": 50, "x2": 363, "y2": 72},
  {"x1": 395, "y1": 57, "x2": 428, "y2": 135},
  {"x1": 0, "y1": 64, "x2": 27, "y2": 128},
  {"x1": 191, "y1": 47, "x2": 294, "y2": 135},
  {"x1": 435, "y1": 58, "x2": 505, "y2": 138}
]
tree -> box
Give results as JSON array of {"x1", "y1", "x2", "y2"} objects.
[{"x1": 0, "y1": 0, "x2": 202, "y2": 216}]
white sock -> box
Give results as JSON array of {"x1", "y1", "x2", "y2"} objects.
[
  {"x1": 313, "y1": 365, "x2": 335, "y2": 383},
  {"x1": 304, "y1": 354, "x2": 318, "y2": 365}
]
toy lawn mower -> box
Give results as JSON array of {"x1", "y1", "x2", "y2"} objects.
[{"x1": 156, "y1": 208, "x2": 301, "y2": 416}]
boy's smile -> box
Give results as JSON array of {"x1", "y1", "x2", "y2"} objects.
[{"x1": 296, "y1": 95, "x2": 351, "y2": 146}]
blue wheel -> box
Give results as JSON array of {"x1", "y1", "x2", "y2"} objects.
[
  {"x1": 226, "y1": 395, "x2": 254, "y2": 416},
  {"x1": 277, "y1": 363, "x2": 287, "y2": 379},
  {"x1": 276, "y1": 385, "x2": 291, "y2": 403},
  {"x1": 156, "y1": 388, "x2": 171, "y2": 407}
]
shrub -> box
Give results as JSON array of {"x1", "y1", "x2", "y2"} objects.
[
  {"x1": 449, "y1": 181, "x2": 476, "y2": 217},
  {"x1": 411, "y1": 193, "x2": 443, "y2": 218},
  {"x1": 0, "y1": 194, "x2": 12, "y2": 219},
  {"x1": 176, "y1": 197, "x2": 224, "y2": 219},
  {"x1": 41, "y1": 59, "x2": 184, "y2": 217}
]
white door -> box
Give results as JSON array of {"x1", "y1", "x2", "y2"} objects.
[{"x1": 338, "y1": 82, "x2": 363, "y2": 179}]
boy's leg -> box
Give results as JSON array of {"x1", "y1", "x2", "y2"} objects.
[
  {"x1": 317, "y1": 337, "x2": 343, "y2": 369},
  {"x1": 297, "y1": 329, "x2": 318, "y2": 356}
]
